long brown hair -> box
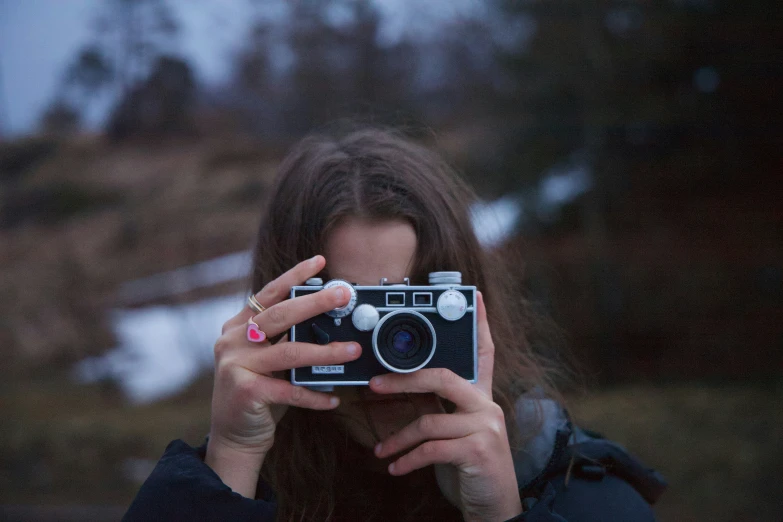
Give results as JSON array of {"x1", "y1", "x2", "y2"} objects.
[{"x1": 251, "y1": 126, "x2": 567, "y2": 521}]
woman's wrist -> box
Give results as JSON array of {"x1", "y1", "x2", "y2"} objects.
[
  {"x1": 464, "y1": 501, "x2": 523, "y2": 522},
  {"x1": 464, "y1": 505, "x2": 523, "y2": 522},
  {"x1": 461, "y1": 485, "x2": 523, "y2": 522},
  {"x1": 497, "y1": 497, "x2": 523, "y2": 521},
  {"x1": 495, "y1": 481, "x2": 523, "y2": 521},
  {"x1": 205, "y1": 437, "x2": 266, "y2": 499}
]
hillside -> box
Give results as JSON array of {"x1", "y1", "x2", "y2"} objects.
[{"x1": 1, "y1": 136, "x2": 281, "y2": 373}]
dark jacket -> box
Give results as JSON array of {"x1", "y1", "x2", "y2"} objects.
[{"x1": 123, "y1": 396, "x2": 666, "y2": 521}]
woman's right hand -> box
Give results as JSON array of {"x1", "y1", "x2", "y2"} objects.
[{"x1": 204, "y1": 255, "x2": 360, "y2": 497}]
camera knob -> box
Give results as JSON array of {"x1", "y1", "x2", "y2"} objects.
[
  {"x1": 323, "y1": 279, "x2": 357, "y2": 318},
  {"x1": 437, "y1": 290, "x2": 468, "y2": 321},
  {"x1": 352, "y1": 304, "x2": 380, "y2": 331},
  {"x1": 429, "y1": 271, "x2": 462, "y2": 285},
  {"x1": 305, "y1": 278, "x2": 323, "y2": 286}
]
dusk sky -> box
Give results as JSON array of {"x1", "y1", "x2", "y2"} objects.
[
  {"x1": 0, "y1": 0, "x2": 486, "y2": 137},
  {"x1": 0, "y1": 0, "x2": 253, "y2": 136}
]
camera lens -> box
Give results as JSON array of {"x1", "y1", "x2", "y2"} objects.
[
  {"x1": 392, "y1": 331, "x2": 415, "y2": 354},
  {"x1": 372, "y1": 310, "x2": 436, "y2": 373}
]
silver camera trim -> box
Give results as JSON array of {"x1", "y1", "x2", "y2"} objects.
[{"x1": 371, "y1": 309, "x2": 437, "y2": 374}]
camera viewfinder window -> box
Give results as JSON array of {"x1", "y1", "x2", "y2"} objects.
[
  {"x1": 413, "y1": 293, "x2": 433, "y2": 306},
  {"x1": 386, "y1": 293, "x2": 405, "y2": 306}
]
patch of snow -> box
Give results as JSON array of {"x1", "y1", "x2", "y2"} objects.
[
  {"x1": 118, "y1": 252, "x2": 251, "y2": 305},
  {"x1": 470, "y1": 196, "x2": 524, "y2": 248},
  {"x1": 74, "y1": 293, "x2": 244, "y2": 403},
  {"x1": 536, "y1": 159, "x2": 592, "y2": 222}
]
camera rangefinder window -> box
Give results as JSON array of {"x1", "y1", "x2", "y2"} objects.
[{"x1": 413, "y1": 292, "x2": 433, "y2": 306}]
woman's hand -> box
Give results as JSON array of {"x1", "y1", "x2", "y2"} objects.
[
  {"x1": 370, "y1": 292, "x2": 522, "y2": 522},
  {"x1": 205, "y1": 255, "x2": 361, "y2": 497}
]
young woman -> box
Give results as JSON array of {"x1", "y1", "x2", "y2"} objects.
[{"x1": 123, "y1": 128, "x2": 666, "y2": 521}]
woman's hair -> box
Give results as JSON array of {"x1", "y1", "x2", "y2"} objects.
[{"x1": 250, "y1": 126, "x2": 568, "y2": 521}]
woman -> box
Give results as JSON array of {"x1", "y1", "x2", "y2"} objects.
[{"x1": 124, "y1": 128, "x2": 666, "y2": 521}]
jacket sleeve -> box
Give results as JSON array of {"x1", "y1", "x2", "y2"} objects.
[
  {"x1": 122, "y1": 439, "x2": 277, "y2": 522},
  {"x1": 504, "y1": 434, "x2": 665, "y2": 522},
  {"x1": 503, "y1": 474, "x2": 658, "y2": 522}
]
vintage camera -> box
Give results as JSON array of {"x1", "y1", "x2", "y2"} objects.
[{"x1": 290, "y1": 272, "x2": 477, "y2": 388}]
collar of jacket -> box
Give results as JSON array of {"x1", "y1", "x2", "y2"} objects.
[{"x1": 511, "y1": 393, "x2": 668, "y2": 505}]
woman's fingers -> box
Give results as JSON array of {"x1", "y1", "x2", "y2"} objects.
[
  {"x1": 216, "y1": 321, "x2": 362, "y2": 373},
  {"x1": 374, "y1": 412, "x2": 485, "y2": 459},
  {"x1": 254, "y1": 255, "x2": 326, "y2": 309},
  {"x1": 250, "y1": 284, "x2": 349, "y2": 338},
  {"x1": 240, "y1": 372, "x2": 340, "y2": 410},
  {"x1": 369, "y1": 368, "x2": 487, "y2": 413},
  {"x1": 233, "y1": 340, "x2": 362, "y2": 374},
  {"x1": 475, "y1": 291, "x2": 495, "y2": 399},
  {"x1": 223, "y1": 255, "x2": 326, "y2": 332},
  {"x1": 387, "y1": 435, "x2": 480, "y2": 476}
]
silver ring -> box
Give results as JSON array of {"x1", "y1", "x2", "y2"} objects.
[{"x1": 247, "y1": 294, "x2": 266, "y2": 314}]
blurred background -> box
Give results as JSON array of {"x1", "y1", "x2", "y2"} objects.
[{"x1": 1, "y1": 0, "x2": 781, "y2": 521}]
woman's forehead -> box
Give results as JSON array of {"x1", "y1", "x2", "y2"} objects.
[{"x1": 323, "y1": 218, "x2": 416, "y2": 286}]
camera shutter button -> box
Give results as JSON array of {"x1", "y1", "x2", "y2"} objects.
[
  {"x1": 437, "y1": 290, "x2": 468, "y2": 321},
  {"x1": 352, "y1": 304, "x2": 379, "y2": 331}
]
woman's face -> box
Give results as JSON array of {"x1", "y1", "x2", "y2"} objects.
[{"x1": 323, "y1": 217, "x2": 443, "y2": 449}]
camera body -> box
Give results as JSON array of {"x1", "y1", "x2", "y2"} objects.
[{"x1": 289, "y1": 272, "x2": 477, "y2": 387}]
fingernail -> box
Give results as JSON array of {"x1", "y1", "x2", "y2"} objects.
[
  {"x1": 334, "y1": 287, "x2": 345, "y2": 301},
  {"x1": 330, "y1": 397, "x2": 340, "y2": 407},
  {"x1": 374, "y1": 443, "x2": 382, "y2": 456},
  {"x1": 388, "y1": 463, "x2": 396, "y2": 474},
  {"x1": 372, "y1": 376, "x2": 384, "y2": 387},
  {"x1": 310, "y1": 255, "x2": 321, "y2": 266},
  {"x1": 346, "y1": 343, "x2": 358, "y2": 356}
]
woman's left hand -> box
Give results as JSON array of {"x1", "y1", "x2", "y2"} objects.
[{"x1": 370, "y1": 291, "x2": 522, "y2": 522}]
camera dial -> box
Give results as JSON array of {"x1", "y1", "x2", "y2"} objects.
[
  {"x1": 437, "y1": 290, "x2": 468, "y2": 321},
  {"x1": 323, "y1": 279, "x2": 357, "y2": 318},
  {"x1": 429, "y1": 271, "x2": 462, "y2": 285}
]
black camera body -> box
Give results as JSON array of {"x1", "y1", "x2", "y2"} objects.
[{"x1": 289, "y1": 272, "x2": 477, "y2": 387}]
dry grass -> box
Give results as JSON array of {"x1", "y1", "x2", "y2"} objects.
[
  {"x1": 0, "y1": 137, "x2": 279, "y2": 374},
  {"x1": 569, "y1": 382, "x2": 783, "y2": 522},
  {"x1": 1, "y1": 376, "x2": 212, "y2": 505}
]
